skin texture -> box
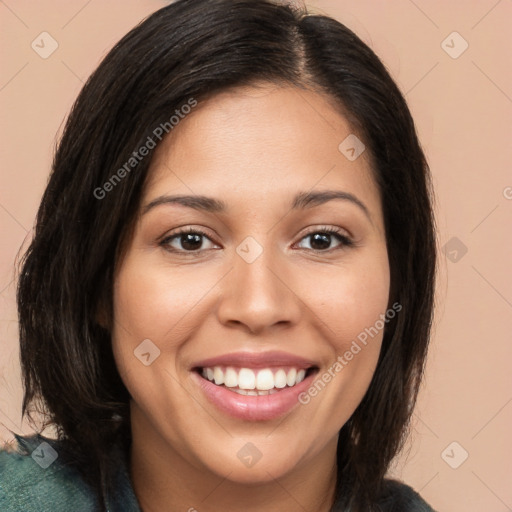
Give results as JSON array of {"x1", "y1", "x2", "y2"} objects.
[{"x1": 111, "y1": 84, "x2": 390, "y2": 512}]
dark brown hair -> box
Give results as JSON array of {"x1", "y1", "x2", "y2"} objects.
[{"x1": 15, "y1": 0, "x2": 436, "y2": 510}]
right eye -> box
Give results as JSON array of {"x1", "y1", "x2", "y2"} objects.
[{"x1": 160, "y1": 227, "x2": 220, "y2": 255}]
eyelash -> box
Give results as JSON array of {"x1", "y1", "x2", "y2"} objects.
[{"x1": 159, "y1": 226, "x2": 354, "y2": 256}]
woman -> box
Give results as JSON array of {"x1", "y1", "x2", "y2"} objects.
[{"x1": 0, "y1": 0, "x2": 437, "y2": 510}]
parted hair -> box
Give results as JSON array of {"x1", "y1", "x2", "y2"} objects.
[{"x1": 15, "y1": 0, "x2": 436, "y2": 510}]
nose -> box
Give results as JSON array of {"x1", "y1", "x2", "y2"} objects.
[{"x1": 216, "y1": 242, "x2": 302, "y2": 335}]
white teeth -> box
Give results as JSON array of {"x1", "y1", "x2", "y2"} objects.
[
  {"x1": 201, "y1": 365, "x2": 312, "y2": 392},
  {"x1": 238, "y1": 368, "x2": 256, "y2": 390},
  {"x1": 224, "y1": 367, "x2": 238, "y2": 388},
  {"x1": 286, "y1": 368, "x2": 297, "y2": 387},
  {"x1": 256, "y1": 369, "x2": 274, "y2": 390},
  {"x1": 213, "y1": 367, "x2": 224, "y2": 385},
  {"x1": 231, "y1": 388, "x2": 249, "y2": 396},
  {"x1": 274, "y1": 369, "x2": 287, "y2": 388},
  {"x1": 229, "y1": 388, "x2": 279, "y2": 396}
]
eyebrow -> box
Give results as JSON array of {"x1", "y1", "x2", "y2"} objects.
[{"x1": 142, "y1": 190, "x2": 371, "y2": 220}]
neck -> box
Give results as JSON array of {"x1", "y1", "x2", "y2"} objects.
[{"x1": 129, "y1": 411, "x2": 338, "y2": 512}]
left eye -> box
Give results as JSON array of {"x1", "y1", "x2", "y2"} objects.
[{"x1": 295, "y1": 229, "x2": 353, "y2": 252}]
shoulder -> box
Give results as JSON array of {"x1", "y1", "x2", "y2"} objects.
[
  {"x1": 377, "y1": 478, "x2": 437, "y2": 511},
  {"x1": 0, "y1": 433, "x2": 98, "y2": 512}
]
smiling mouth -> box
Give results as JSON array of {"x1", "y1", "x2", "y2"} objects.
[{"x1": 194, "y1": 365, "x2": 319, "y2": 396}]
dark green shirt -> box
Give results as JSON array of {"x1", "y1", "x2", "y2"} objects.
[
  {"x1": 0, "y1": 433, "x2": 139, "y2": 511},
  {"x1": 0, "y1": 433, "x2": 436, "y2": 511}
]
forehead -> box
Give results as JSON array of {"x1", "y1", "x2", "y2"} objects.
[{"x1": 144, "y1": 84, "x2": 379, "y2": 214}]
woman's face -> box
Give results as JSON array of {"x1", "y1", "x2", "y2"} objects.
[{"x1": 111, "y1": 84, "x2": 390, "y2": 484}]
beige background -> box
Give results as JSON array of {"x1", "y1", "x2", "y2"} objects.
[{"x1": 1, "y1": 1, "x2": 511, "y2": 511}]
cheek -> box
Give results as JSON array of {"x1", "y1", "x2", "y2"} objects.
[
  {"x1": 110, "y1": 255, "x2": 230, "y2": 405},
  {"x1": 111, "y1": 258, "x2": 216, "y2": 347},
  {"x1": 109, "y1": 258, "x2": 202, "y2": 415},
  {"x1": 302, "y1": 251, "x2": 390, "y2": 351},
  {"x1": 296, "y1": 251, "x2": 390, "y2": 413}
]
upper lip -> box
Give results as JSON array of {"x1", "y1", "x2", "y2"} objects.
[{"x1": 192, "y1": 351, "x2": 318, "y2": 370}]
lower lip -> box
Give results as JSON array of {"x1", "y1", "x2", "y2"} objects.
[{"x1": 191, "y1": 370, "x2": 317, "y2": 421}]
